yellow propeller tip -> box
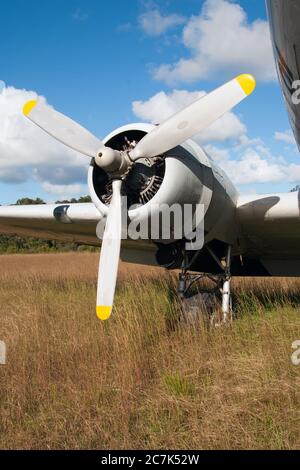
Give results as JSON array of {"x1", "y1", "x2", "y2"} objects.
[
  {"x1": 96, "y1": 306, "x2": 112, "y2": 321},
  {"x1": 23, "y1": 100, "x2": 37, "y2": 116},
  {"x1": 236, "y1": 74, "x2": 256, "y2": 96}
]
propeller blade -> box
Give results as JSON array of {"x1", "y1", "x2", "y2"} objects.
[
  {"x1": 129, "y1": 74, "x2": 256, "y2": 160},
  {"x1": 96, "y1": 179, "x2": 122, "y2": 321},
  {"x1": 23, "y1": 100, "x2": 105, "y2": 157}
]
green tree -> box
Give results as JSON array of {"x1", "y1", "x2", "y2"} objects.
[
  {"x1": 55, "y1": 195, "x2": 92, "y2": 204},
  {"x1": 16, "y1": 197, "x2": 45, "y2": 205}
]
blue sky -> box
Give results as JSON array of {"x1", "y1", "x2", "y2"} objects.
[{"x1": 0, "y1": 0, "x2": 298, "y2": 203}]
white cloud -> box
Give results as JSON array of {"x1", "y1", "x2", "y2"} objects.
[
  {"x1": 204, "y1": 144, "x2": 230, "y2": 163},
  {"x1": 199, "y1": 112, "x2": 246, "y2": 144},
  {"x1": 275, "y1": 129, "x2": 297, "y2": 146},
  {"x1": 205, "y1": 143, "x2": 300, "y2": 186},
  {"x1": 0, "y1": 84, "x2": 88, "y2": 196},
  {"x1": 236, "y1": 134, "x2": 263, "y2": 148},
  {"x1": 132, "y1": 88, "x2": 246, "y2": 144},
  {"x1": 217, "y1": 148, "x2": 284, "y2": 185},
  {"x1": 139, "y1": 10, "x2": 185, "y2": 36},
  {"x1": 133, "y1": 89, "x2": 202, "y2": 122},
  {"x1": 154, "y1": 0, "x2": 276, "y2": 84},
  {"x1": 132, "y1": 87, "x2": 300, "y2": 188},
  {"x1": 41, "y1": 182, "x2": 84, "y2": 198}
]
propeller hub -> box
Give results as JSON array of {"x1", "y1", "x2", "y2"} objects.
[{"x1": 95, "y1": 147, "x2": 124, "y2": 173}]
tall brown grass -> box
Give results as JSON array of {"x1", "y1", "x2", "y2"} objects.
[{"x1": 0, "y1": 252, "x2": 300, "y2": 449}]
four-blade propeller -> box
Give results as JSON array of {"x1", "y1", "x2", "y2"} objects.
[{"x1": 23, "y1": 74, "x2": 256, "y2": 320}]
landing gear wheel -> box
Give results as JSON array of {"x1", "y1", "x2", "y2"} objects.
[
  {"x1": 177, "y1": 244, "x2": 233, "y2": 327},
  {"x1": 180, "y1": 292, "x2": 219, "y2": 324}
]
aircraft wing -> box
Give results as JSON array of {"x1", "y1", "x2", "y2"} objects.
[
  {"x1": 0, "y1": 202, "x2": 158, "y2": 264},
  {"x1": 237, "y1": 190, "x2": 300, "y2": 252},
  {"x1": 0, "y1": 203, "x2": 102, "y2": 245}
]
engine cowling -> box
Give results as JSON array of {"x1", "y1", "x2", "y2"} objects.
[{"x1": 88, "y1": 123, "x2": 238, "y2": 259}]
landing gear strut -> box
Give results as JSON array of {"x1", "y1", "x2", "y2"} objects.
[
  {"x1": 178, "y1": 244, "x2": 233, "y2": 325},
  {"x1": 221, "y1": 245, "x2": 232, "y2": 323}
]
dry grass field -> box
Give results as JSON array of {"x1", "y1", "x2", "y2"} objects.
[{"x1": 0, "y1": 252, "x2": 300, "y2": 449}]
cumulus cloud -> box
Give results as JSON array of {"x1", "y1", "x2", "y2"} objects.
[
  {"x1": 154, "y1": 0, "x2": 276, "y2": 84},
  {"x1": 205, "y1": 143, "x2": 300, "y2": 186},
  {"x1": 132, "y1": 88, "x2": 246, "y2": 144},
  {"x1": 132, "y1": 86, "x2": 300, "y2": 187},
  {"x1": 41, "y1": 182, "x2": 84, "y2": 197},
  {"x1": 236, "y1": 134, "x2": 263, "y2": 148},
  {"x1": 275, "y1": 129, "x2": 297, "y2": 146},
  {"x1": 139, "y1": 9, "x2": 185, "y2": 36},
  {"x1": 0, "y1": 84, "x2": 89, "y2": 198}
]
